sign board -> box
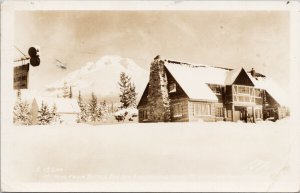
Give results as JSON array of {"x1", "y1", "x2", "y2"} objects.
[{"x1": 14, "y1": 64, "x2": 29, "y2": 89}]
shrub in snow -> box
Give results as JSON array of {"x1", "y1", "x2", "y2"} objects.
[
  {"x1": 114, "y1": 109, "x2": 128, "y2": 122},
  {"x1": 114, "y1": 107, "x2": 138, "y2": 122}
]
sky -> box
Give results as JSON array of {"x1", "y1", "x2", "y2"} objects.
[{"x1": 14, "y1": 11, "x2": 289, "y2": 91}]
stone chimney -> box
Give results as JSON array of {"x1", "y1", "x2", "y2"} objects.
[
  {"x1": 147, "y1": 55, "x2": 171, "y2": 122},
  {"x1": 250, "y1": 68, "x2": 256, "y2": 77}
]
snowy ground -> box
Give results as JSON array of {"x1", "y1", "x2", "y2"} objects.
[{"x1": 1, "y1": 118, "x2": 299, "y2": 192}]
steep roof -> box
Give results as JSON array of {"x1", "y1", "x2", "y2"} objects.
[
  {"x1": 164, "y1": 62, "x2": 219, "y2": 102},
  {"x1": 248, "y1": 75, "x2": 288, "y2": 106},
  {"x1": 164, "y1": 60, "x2": 288, "y2": 106},
  {"x1": 33, "y1": 97, "x2": 80, "y2": 113}
]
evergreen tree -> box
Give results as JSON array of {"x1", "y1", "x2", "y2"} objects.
[
  {"x1": 119, "y1": 72, "x2": 132, "y2": 109},
  {"x1": 129, "y1": 83, "x2": 138, "y2": 108},
  {"x1": 88, "y1": 92, "x2": 98, "y2": 122},
  {"x1": 69, "y1": 86, "x2": 73, "y2": 98},
  {"x1": 50, "y1": 103, "x2": 60, "y2": 123},
  {"x1": 96, "y1": 104, "x2": 103, "y2": 121},
  {"x1": 102, "y1": 100, "x2": 108, "y2": 114},
  {"x1": 13, "y1": 89, "x2": 32, "y2": 125},
  {"x1": 118, "y1": 72, "x2": 138, "y2": 109},
  {"x1": 63, "y1": 81, "x2": 69, "y2": 98},
  {"x1": 77, "y1": 91, "x2": 88, "y2": 123},
  {"x1": 37, "y1": 102, "x2": 52, "y2": 125}
]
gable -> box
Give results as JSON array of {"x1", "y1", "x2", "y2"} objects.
[
  {"x1": 233, "y1": 68, "x2": 255, "y2": 86},
  {"x1": 137, "y1": 83, "x2": 149, "y2": 107},
  {"x1": 165, "y1": 67, "x2": 189, "y2": 99}
]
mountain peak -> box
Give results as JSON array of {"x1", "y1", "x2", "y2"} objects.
[{"x1": 43, "y1": 55, "x2": 148, "y2": 99}]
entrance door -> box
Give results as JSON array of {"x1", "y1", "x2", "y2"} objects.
[{"x1": 234, "y1": 106, "x2": 247, "y2": 122}]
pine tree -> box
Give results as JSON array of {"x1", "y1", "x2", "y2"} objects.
[
  {"x1": 13, "y1": 90, "x2": 32, "y2": 125},
  {"x1": 69, "y1": 86, "x2": 73, "y2": 98},
  {"x1": 96, "y1": 104, "x2": 103, "y2": 121},
  {"x1": 37, "y1": 102, "x2": 52, "y2": 125},
  {"x1": 13, "y1": 89, "x2": 22, "y2": 123},
  {"x1": 102, "y1": 100, "x2": 108, "y2": 114},
  {"x1": 63, "y1": 81, "x2": 69, "y2": 98},
  {"x1": 77, "y1": 91, "x2": 88, "y2": 123},
  {"x1": 119, "y1": 72, "x2": 138, "y2": 109},
  {"x1": 88, "y1": 92, "x2": 98, "y2": 122},
  {"x1": 119, "y1": 72, "x2": 132, "y2": 109},
  {"x1": 50, "y1": 103, "x2": 60, "y2": 123},
  {"x1": 129, "y1": 83, "x2": 138, "y2": 108}
]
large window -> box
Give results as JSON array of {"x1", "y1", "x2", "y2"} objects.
[
  {"x1": 142, "y1": 110, "x2": 148, "y2": 120},
  {"x1": 237, "y1": 86, "x2": 250, "y2": 94},
  {"x1": 233, "y1": 85, "x2": 255, "y2": 103},
  {"x1": 193, "y1": 103, "x2": 211, "y2": 116},
  {"x1": 172, "y1": 103, "x2": 182, "y2": 117},
  {"x1": 215, "y1": 107, "x2": 224, "y2": 117}
]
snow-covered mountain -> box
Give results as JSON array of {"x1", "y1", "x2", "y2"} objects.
[{"x1": 42, "y1": 55, "x2": 149, "y2": 100}]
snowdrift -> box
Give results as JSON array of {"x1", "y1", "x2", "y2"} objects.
[{"x1": 1, "y1": 118, "x2": 299, "y2": 192}]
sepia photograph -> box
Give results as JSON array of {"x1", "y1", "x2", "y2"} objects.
[{"x1": 1, "y1": 1, "x2": 300, "y2": 192}]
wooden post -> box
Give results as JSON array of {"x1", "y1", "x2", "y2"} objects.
[{"x1": 252, "y1": 106, "x2": 256, "y2": 123}]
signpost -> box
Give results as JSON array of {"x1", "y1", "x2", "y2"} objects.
[
  {"x1": 13, "y1": 46, "x2": 40, "y2": 90},
  {"x1": 13, "y1": 64, "x2": 29, "y2": 89}
]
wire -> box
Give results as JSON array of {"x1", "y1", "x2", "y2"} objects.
[{"x1": 14, "y1": 45, "x2": 27, "y2": 57}]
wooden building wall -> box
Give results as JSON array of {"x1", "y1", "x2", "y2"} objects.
[
  {"x1": 170, "y1": 98, "x2": 189, "y2": 122},
  {"x1": 188, "y1": 101, "x2": 216, "y2": 122}
]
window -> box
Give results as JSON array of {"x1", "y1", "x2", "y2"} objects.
[
  {"x1": 227, "y1": 110, "x2": 232, "y2": 118},
  {"x1": 237, "y1": 86, "x2": 250, "y2": 94},
  {"x1": 211, "y1": 85, "x2": 222, "y2": 95},
  {"x1": 255, "y1": 89, "x2": 261, "y2": 98},
  {"x1": 215, "y1": 107, "x2": 224, "y2": 117},
  {"x1": 172, "y1": 103, "x2": 182, "y2": 117},
  {"x1": 169, "y1": 83, "x2": 176, "y2": 93},
  {"x1": 193, "y1": 103, "x2": 211, "y2": 116},
  {"x1": 142, "y1": 110, "x2": 148, "y2": 120},
  {"x1": 233, "y1": 85, "x2": 255, "y2": 103}
]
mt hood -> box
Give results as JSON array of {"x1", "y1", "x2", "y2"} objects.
[{"x1": 43, "y1": 55, "x2": 149, "y2": 99}]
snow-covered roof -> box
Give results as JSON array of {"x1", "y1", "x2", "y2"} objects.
[
  {"x1": 33, "y1": 97, "x2": 80, "y2": 113},
  {"x1": 164, "y1": 60, "x2": 288, "y2": 106},
  {"x1": 166, "y1": 61, "x2": 229, "y2": 85},
  {"x1": 248, "y1": 75, "x2": 288, "y2": 106},
  {"x1": 165, "y1": 62, "x2": 218, "y2": 102}
]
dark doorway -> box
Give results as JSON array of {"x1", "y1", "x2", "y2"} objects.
[{"x1": 234, "y1": 106, "x2": 247, "y2": 122}]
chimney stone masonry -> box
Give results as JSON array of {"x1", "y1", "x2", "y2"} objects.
[{"x1": 147, "y1": 55, "x2": 171, "y2": 122}]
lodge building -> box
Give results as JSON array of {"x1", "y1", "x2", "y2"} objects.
[{"x1": 137, "y1": 55, "x2": 288, "y2": 123}]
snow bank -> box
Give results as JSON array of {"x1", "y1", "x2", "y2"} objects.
[{"x1": 1, "y1": 118, "x2": 298, "y2": 192}]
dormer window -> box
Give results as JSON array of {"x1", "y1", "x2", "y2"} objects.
[{"x1": 169, "y1": 83, "x2": 176, "y2": 93}]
